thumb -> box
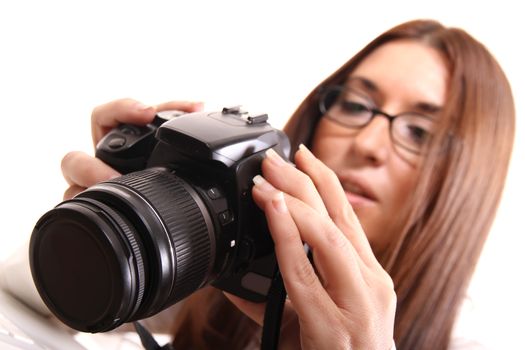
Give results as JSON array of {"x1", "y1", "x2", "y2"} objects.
[{"x1": 223, "y1": 292, "x2": 266, "y2": 326}]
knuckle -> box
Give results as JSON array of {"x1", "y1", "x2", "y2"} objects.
[
  {"x1": 374, "y1": 266, "x2": 395, "y2": 291},
  {"x1": 375, "y1": 273, "x2": 397, "y2": 311},
  {"x1": 330, "y1": 205, "x2": 351, "y2": 226},
  {"x1": 90, "y1": 104, "x2": 104, "y2": 125},
  {"x1": 322, "y1": 221, "x2": 348, "y2": 249},
  {"x1": 91, "y1": 98, "x2": 134, "y2": 124},
  {"x1": 61, "y1": 151, "x2": 79, "y2": 173},
  {"x1": 383, "y1": 273, "x2": 395, "y2": 291},
  {"x1": 384, "y1": 277, "x2": 397, "y2": 305},
  {"x1": 332, "y1": 329, "x2": 353, "y2": 350},
  {"x1": 292, "y1": 259, "x2": 318, "y2": 290},
  {"x1": 83, "y1": 163, "x2": 104, "y2": 184},
  {"x1": 311, "y1": 159, "x2": 338, "y2": 185},
  {"x1": 387, "y1": 288, "x2": 397, "y2": 312},
  {"x1": 296, "y1": 171, "x2": 315, "y2": 190},
  {"x1": 322, "y1": 164, "x2": 339, "y2": 183},
  {"x1": 274, "y1": 226, "x2": 298, "y2": 248}
]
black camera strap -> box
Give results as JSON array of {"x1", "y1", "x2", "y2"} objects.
[
  {"x1": 260, "y1": 269, "x2": 287, "y2": 350},
  {"x1": 134, "y1": 272, "x2": 287, "y2": 350},
  {"x1": 260, "y1": 244, "x2": 312, "y2": 350},
  {"x1": 135, "y1": 260, "x2": 309, "y2": 350},
  {"x1": 134, "y1": 321, "x2": 175, "y2": 350}
]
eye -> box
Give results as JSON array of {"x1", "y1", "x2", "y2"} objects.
[
  {"x1": 406, "y1": 125, "x2": 430, "y2": 145},
  {"x1": 340, "y1": 100, "x2": 370, "y2": 116},
  {"x1": 393, "y1": 114, "x2": 435, "y2": 150}
]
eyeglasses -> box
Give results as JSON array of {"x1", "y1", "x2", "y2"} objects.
[{"x1": 318, "y1": 85, "x2": 437, "y2": 155}]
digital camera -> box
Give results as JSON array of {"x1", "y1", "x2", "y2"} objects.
[{"x1": 29, "y1": 107, "x2": 290, "y2": 333}]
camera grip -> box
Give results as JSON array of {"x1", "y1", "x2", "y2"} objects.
[{"x1": 95, "y1": 124, "x2": 158, "y2": 174}]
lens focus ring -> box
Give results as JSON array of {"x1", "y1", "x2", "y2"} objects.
[{"x1": 107, "y1": 168, "x2": 215, "y2": 307}]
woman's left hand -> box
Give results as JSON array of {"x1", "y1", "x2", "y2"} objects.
[{"x1": 225, "y1": 145, "x2": 396, "y2": 350}]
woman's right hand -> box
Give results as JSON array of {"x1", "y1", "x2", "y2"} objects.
[{"x1": 61, "y1": 98, "x2": 204, "y2": 200}]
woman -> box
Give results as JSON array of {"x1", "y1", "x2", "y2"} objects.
[{"x1": 61, "y1": 20, "x2": 515, "y2": 349}]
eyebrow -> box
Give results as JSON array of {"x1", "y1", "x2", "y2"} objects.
[
  {"x1": 415, "y1": 102, "x2": 442, "y2": 114},
  {"x1": 347, "y1": 76, "x2": 443, "y2": 115},
  {"x1": 346, "y1": 76, "x2": 379, "y2": 93}
]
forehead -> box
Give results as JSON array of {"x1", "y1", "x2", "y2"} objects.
[{"x1": 350, "y1": 39, "x2": 450, "y2": 108}]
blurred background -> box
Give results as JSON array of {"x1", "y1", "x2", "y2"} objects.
[{"x1": 0, "y1": 1, "x2": 523, "y2": 348}]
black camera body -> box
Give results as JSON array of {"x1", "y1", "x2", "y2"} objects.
[{"x1": 29, "y1": 107, "x2": 290, "y2": 333}]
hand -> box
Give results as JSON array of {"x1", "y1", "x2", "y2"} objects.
[
  {"x1": 225, "y1": 145, "x2": 396, "y2": 350},
  {"x1": 61, "y1": 98, "x2": 204, "y2": 200}
]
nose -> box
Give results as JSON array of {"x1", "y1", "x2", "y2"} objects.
[{"x1": 351, "y1": 117, "x2": 391, "y2": 165}]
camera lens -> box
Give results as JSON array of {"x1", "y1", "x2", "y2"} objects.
[{"x1": 30, "y1": 167, "x2": 216, "y2": 332}]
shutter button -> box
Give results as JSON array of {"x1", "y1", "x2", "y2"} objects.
[{"x1": 108, "y1": 136, "x2": 126, "y2": 149}]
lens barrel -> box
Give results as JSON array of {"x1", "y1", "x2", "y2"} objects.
[{"x1": 30, "y1": 167, "x2": 216, "y2": 332}]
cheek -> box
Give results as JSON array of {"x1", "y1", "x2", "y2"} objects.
[
  {"x1": 376, "y1": 154, "x2": 419, "y2": 225},
  {"x1": 310, "y1": 122, "x2": 349, "y2": 164},
  {"x1": 378, "y1": 161, "x2": 420, "y2": 239},
  {"x1": 350, "y1": 160, "x2": 421, "y2": 251},
  {"x1": 365, "y1": 168, "x2": 419, "y2": 253},
  {"x1": 388, "y1": 160, "x2": 420, "y2": 206},
  {"x1": 391, "y1": 171, "x2": 418, "y2": 205},
  {"x1": 312, "y1": 139, "x2": 338, "y2": 164}
]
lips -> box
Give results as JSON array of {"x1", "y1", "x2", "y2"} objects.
[
  {"x1": 339, "y1": 175, "x2": 378, "y2": 206},
  {"x1": 346, "y1": 183, "x2": 371, "y2": 198}
]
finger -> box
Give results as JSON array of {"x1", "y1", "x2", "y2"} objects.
[
  {"x1": 61, "y1": 151, "x2": 120, "y2": 188},
  {"x1": 91, "y1": 98, "x2": 157, "y2": 147},
  {"x1": 223, "y1": 292, "x2": 265, "y2": 326},
  {"x1": 155, "y1": 100, "x2": 204, "y2": 112},
  {"x1": 253, "y1": 175, "x2": 367, "y2": 305},
  {"x1": 295, "y1": 144, "x2": 377, "y2": 267},
  {"x1": 63, "y1": 185, "x2": 85, "y2": 200},
  {"x1": 262, "y1": 148, "x2": 329, "y2": 217},
  {"x1": 91, "y1": 99, "x2": 204, "y2": 147},
  {"x1": 284, "y1": 195, "x2": 368, "y2": 304},
  {"x1": 252, "y1": 176, "x2": 336, "y2": 323}
]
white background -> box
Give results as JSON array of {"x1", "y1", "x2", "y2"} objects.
[{"x1": 0, "y1": 1, "x2": 523, "y2": 348}]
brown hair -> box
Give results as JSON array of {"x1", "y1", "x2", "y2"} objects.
[
  {"x1": 172, "y1": 20, "x2": 515, "y2": 349},
  {"x1": 285, "y1": 19, "x2": 515, "y2": 349}
]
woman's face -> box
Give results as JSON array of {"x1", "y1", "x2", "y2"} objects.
[{"x1": 311, "y1": 40, "x2": 449, "y2": 253}]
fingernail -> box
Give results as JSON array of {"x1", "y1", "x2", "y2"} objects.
[
  {"x1": 134, "y1": 102, "x2": 153, "y2": 111},
  {"x1": 192, "y1": 101, "x2": 205, "y2": 111},
  {"x1": 265, "y1": 148, "x2": 287, "y2": 167},
  {"x1": 253, "y1": 175, "x2": 274, "y2": 192},
  {"x1": 272, "y1": 192, "x2": 288, "y2": 213},
  {"x1": 298, "y1": 144, "x2": 315, "y2": 158}
]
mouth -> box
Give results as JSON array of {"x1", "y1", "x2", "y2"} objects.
[{"x1": 340, "y1": 178, "x2": 378, "y2": 206}]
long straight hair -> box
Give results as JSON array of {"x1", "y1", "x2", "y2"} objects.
[
  {"x1": 172, "y1": 20, "x2": 515, "y2": 349},
  {"x1": 284, "y1": 20, "x2": 515, "y2": 349}
]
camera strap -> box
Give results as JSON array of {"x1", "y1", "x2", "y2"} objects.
[
  {"x1": 260, "y1": 269, "x2": 287, "y2": 350},
  {"x1": 260, "y1": 244, "x2": 312, "y2": 350},
  {"x1": 134, "y1": 321, "x2": 175, "y2": 350},
  {"x1": 133, "y1": 274, "x2": 287, "y2": 350},
  {"x1": 134, "y1": 246, "x2": 311, "y2": 350}
]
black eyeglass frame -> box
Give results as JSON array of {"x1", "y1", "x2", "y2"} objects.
[{"x1": 317, "y1": 85, "x2": 437, "y2": 155}]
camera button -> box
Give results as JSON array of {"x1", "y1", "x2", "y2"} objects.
[
  {"x1": 247, "y1": 113, "x2": 268, "y2": 124},
  {"x1": 120, "y1": 125, "x2": 140, "y2": 135},
  {"x1": 218, "y1": 210, "x2": 233, "y2": 225},
  {"x1": 108, "y1": 136, "x2": 126, "y2": 149},
  {"x1": 207, "y1": 187, "x2": 222, "y2": 200}
]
